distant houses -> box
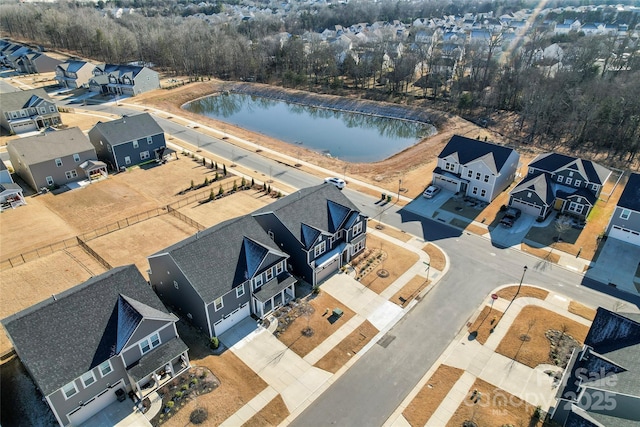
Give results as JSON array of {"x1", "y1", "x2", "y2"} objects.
[
  {"x1": 0, "y1": 88, "x2": 61, "y2": 135},
  {"x1": 55, "y1": 60, "x2": 96, "y2": 89},
  {"x1": 88, "y1": 63, "x2": 160, "y2": 97}
]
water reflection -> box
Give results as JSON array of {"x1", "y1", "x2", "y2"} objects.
[{"x1": 185, "y1": 93, "x2": 435, "y2": 162}]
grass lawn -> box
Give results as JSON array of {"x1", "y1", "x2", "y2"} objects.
[
  {"x1": 468, "y1": 306, "x2": 504, "y2": 345},
  {"x1": 314, "y1": 320, "x2": 378, "y2": 373},
  {"x1": 446, "y1": 378, "x2": 545, "y2": 427},
  {"x1": 422, "y1": 243, "x2": 446, "y2": 271},
  {"x1": 568, "y1": 301, "x2": 597, "y2": 321},
  {"x1": 402, "y1": 365, "x2": 464, "y2": 427},
  {"x1": 241, "y1": 395, "x2": 289, "y2": 427},
  {"x1": 389, "y1": 276, "x2": 431, "y2": 307},
  {"x1": 495, "y1": 306, "x2": 590, "y2": 368},
  {"x1": 357, "y1": 234, "x2": 418, "y2": 294},
  {"x1": 495, "y1": 286, "x2": 549, "y2": 301},
  {"x1": 276, "y1": 292, "x2": 355, "y2": 358}
]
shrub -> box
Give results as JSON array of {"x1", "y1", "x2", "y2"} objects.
[
  {"x1": 277, "y1": 191, "x2": 282, "y2": 198},
  {"x1": 267, "y1": 185, "x2": 271, "y2": 194},
  {"x1": 218, "y1": 185, "x2": 224, "y2": 196},
  {"x1": 202, "y1": 157, "x2": 206, "y2": 166},
  {"x1": 233, "y1": 180, "x2": 237, "y2": 191},
  {"x1": 251, "y1": 177, "x2": 255, "y2": 187},
  {"x1": 223, "y1": 164, "x2": 227, "y2": 176},
  {"x1": 175, "y1": 391, "x2": 183, "y2": 398},
  {"x1": 190, "y1": 408, "x2": 208, "y2": 424},
  {"x1": 214, "y1": 161, "x2": 218, "y2": 170},
  {"x1": 204, "y1": 177, "x2": 209, "y2": 186},
  {"x1": 181, "y1": 384, "x2": 189, "y2": 391},
  {"x1": 210, "y1": 336, "x2": 219, "y2": 349},
  {"x1": 191, "y1": 378, "x2": 198, "y2": 385},
  {"x1": 166, "y1": 401, "x2": 175, "y2": 409},
  {"x1": 209, "y1": 189, "x2": 214, "y2": 201},
  {"x1": 190, "y1": 179, "x2": 194, "y2": 189},
  {"x1": 214, "y1": 172, "x2": 219, "y2": 181},
  {"x1": 241, "y1": 177, "x2": 246, "y2": 188}
]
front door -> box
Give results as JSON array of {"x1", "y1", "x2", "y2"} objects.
[{"x1": 460, "y1": 181, "x2": 468, "y2": 194}]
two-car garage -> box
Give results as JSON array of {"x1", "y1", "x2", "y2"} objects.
[
  {"x1": 509, "y1": 198, "x2": 544, "y2": 218},
  {"x1": 609, "y1": 225, "x2": 640, "y2": 246}
]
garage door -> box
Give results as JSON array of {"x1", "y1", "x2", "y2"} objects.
[
  {"x1": 510, "y1": 199, "x2": 542, "y2": 218},
  {"x1": 433, "y1": 176, "x2": 458, "y2": 193},
  {"x1": 609, "y1": 225, "x2": 640, "y2": 246},
  {"x1": 13, "y1": 122, "x2": 37, "y2": 133},
  {"x1": 67, "y1": 381, "x2": 123, "y2": 426},
  {"x1": 315, "y1": 256, "x2": 340, "y2": 284},
  {"x1": 213, "y1": 302, "x2": 250, "y2": 336}
]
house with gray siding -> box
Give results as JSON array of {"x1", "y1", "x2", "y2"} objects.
[
  {"x1": 55, "y1": 60, "x2": 96, "y2": 89},
  {"x1": 1, "y1": 265, "x2": 190, "y2": 427},
  {"x1": 88, "y1": 64, "x2": 160, "y2": 96},
  {"x1": 16, "y1": 51, "x2": 62, "y2": 74},
  {"x1": 0, "y1": 88, "x2": 61, "y2": 134},
  {"x1": 88, "y1": 113, "x2": 166, "y2": 171},
  {"x1": 551, "y1": 307, "x2": 640, "y2": 426},
  {"x1": 0, "y1": 161, "x2": 26, "y2": 211},
  {"x1": 509, "y1": 153, "x2": 611, "y2": 220},
  {"x1": 7, "y1": 127, "x2": 107, "y2": 191},
  {"x1": 149, "y1": 215, "x2": 296, "y2": 338},
  {"x1": 252, "y1": 183, "x2": 367, "y2": 286},
  {"x1": 605, "y1": 172, "x2": 640, "y2": 246}
]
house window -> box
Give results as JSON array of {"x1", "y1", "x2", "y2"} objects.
[
  {"x1": 39, "y1": 107, "x2": 46, "y2": 114},
  {"x1": 268, "y1": 230, "x2": 274, "y2": 240},
  {"x1": 62, "y1": 381, "x2": 78, "y2": 399},
  {"x1": 55, "y1": 158, "x2": 63, "y2": 167},
  {"x1": 276, "y1": 262, "x2": 283, "y2": 275},
  {"x1": 65, "y1": 170, "x2": 78, "y2": 179},
  {"x1": 98, "y1": 360, "x2": 113, "y2": 377},
  {"x1": 467, "y1": 170, "x2": 473, "y2": 178},
  {"x1": 133, "y1": 140, "x2": 139, "y2": 148},
  {"x1": 213, "y1": 297, "x2": 224, "y2": 311},
  {"x1": 569, "y1": 171, "x2": 573, "y2": 176},
  {"x1": 475, "y1": 172, "x2": 481, "y2": 180},
  {"x1": 46, "y1": 176, "x2": 54, "y2": 186},
  {"x1": 352, "y1": 240, "x2": 365, "y2": 255},
  {"x1": 557, "y1": 176, "x2": 563, "y2": 183},
  {"x1": 484, "y1": 175, "x2": 489, "y2": 182},
  {"x1": 445, "y1": 162, "x2": 455, "y2": 172},
  {"x1": 73, "y1": 153, "x2": 80, "y2": 162},
  {"x1": 353, "y1": 221, "x2": 363, "y2": 236},
  {"x1": 147, "y1": 136, "x2": 153, "y2": 145},
  {"x1": 49, "y1": 106, "x2": 56, "y2": 113},
  {"x1": 527, "y1": 192, "x2": 532, "y2": 198},
  {"x1": 254, "y1": 275, "x2": 263, "y2": 289},
  {"x1": 20, "y1": 110, "x2": 26, "y2": 117},
  {"x1": 565, "y1": 177, "x2": 572, "y2": 185},
  {"x1": 472, "y1": 187, "x2": 478, "y2": 195},
  {"x1": 11, "y1": 112, "x2": 18, "y2": 119},
  {"x1": 265, "y1": 268, "x2": 274, "y2": 281},
  {"x1": 574, "y1": 180, "x2": 581, "y2": 187},
  {"x1": 568, "y1": 202, "x2": 582, "y2": 213},
  {"x1": 621, "y1": 209, "x2": 631, "y2": 220},
  {"x1": 81, "y1": 371, "x2": 96, "y2": 387},
  {"x1": 480, "y1": 189, "x2": 486, "y2": 197},
  {"x1": 173, "y1": 280, "x2": 179, "y2": 290},
  {"x1": 140, "y1": 151, "x2": 150, "y2": 160},
  {"x1": 591, "y1": 184, "x2": 598, "y2": 191},
  {"x1": 124, "y1": 156, "x2": 131, "y2": 165},
  {"x1": 140, "y1": 333, "x2": 161, "y2": 354},
  {"x1": 314, "y1": 241, "x2": 326, "y2": 258},
  {"x1": 236, "y1": 284, "x2": 245, "y2": 298}
]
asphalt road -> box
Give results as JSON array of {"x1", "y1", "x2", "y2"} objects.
[{"x1": 85, "y1": 102, "x2": 640, "y2": 426}]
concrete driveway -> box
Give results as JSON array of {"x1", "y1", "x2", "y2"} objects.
[
  {"x1": 586, "y1": 238, "x2": 640, "y2": 295},
  {"x1": 402, "y1": 190, "x2": 452, "y2": 219},
  {"x1": 79, "y1": 399, "x2": 150, "y2": 427},
  {"x1": 489, "y1": 214, "x2": 536, "y2": 248}
]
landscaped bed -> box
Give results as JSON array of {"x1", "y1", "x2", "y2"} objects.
[{"x1": 313, "y1": 320, "x2": 378, "y2": 373}]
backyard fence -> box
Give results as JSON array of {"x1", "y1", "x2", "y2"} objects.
[
  {"x1": 167, "y1": 206, "x2": 205, "y2": 231},
  {"x1": 76, "y1": 237, "x2": 113, "y2": 271}
]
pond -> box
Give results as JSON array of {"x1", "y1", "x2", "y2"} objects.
[{"x1": 184, "y1": 93, "x2": 435, "y2": 163}]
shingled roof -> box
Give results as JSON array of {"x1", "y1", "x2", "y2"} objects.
[
  {"x1": 618, "y1": 173, "x2": 640, "y2": 212},
  {"x1": 90, "y1": 113, "x2": 163, "y2": 145},
  {"x1": 437, "y1": 135, "x2": 516, "y2": 174},
  {"x1": 7, "y1": 127, "x2": 93, "y2": 166},
  {"x1": 528, "y1": 153, "x2": 611, "y2": 185},
  {"x1": 1, "y1": 265, "x2": 174, "y2": 397},
  {"x1": 0, "y1": 88, "x2": 54, "y2": 113},
  {"x1": 511, "y1": 172, "x2": 555, "y2": 205}
]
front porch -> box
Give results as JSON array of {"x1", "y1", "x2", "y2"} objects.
[
  {"x1": 253, "y1": 275, "x2": 297, "y2": 318},
  {"x1": 127, "y1": 337, "x2": 190, "y2": 399},
  {"x1": 80, "y1": 160, "x2": 108, "y2": 182}
]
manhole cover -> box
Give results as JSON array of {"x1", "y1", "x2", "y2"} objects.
[
  {"x1": 377, "y1": 334, "x2": 396, "y2": 348},
  {"x1": 377, "y1": 269, "x2": 389, "y2": 278}
]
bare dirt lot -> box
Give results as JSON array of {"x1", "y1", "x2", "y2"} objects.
[{"x1": 313, "y1": 320, "x2": 378, "y2": 374}]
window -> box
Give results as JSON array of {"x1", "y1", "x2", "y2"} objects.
[
  {"x1": 265, "y1": 268, "x2": 274, "y2": 281},
  {"x1": 254, "y1": 275, "x2": 263, "y2": 289},
  {"x1": 55, "y1": 158, "x2": 63, "y2": 167},
  {"x1": 574, "y1": 180, "x2": 581, "y2": 187},
  {"x1": 173, "y1": 280, "x2": 179, "y2": 290},
  {"x1": 565, "y1": 177, "x2": 572, "y2": 185},
  {"x1": 314, "y1": 241, "x2": 326, "y2": 258},
  {"x1": 214, "y1": 297, "x2": 224, "y2": 311},
  {"x1": 472, "y1": 187, "x2": 478, "y2": 195},
  {"x1": 484, "y1": 175, "x2": 489, "y2": 183},
  {"x1": 467, "y1": 170, "x2": 473, "y2": 178},
  {"x1": 569, "y1": 171, "x2": 574, "y2": 176},
  {"x1": 73, "y1": 153, "x2": 80, "y2": 162},
  {"x1": 140, "y1": 151, "x2": 150, "y2": 161},
  {"x1": 81, "y1": 371, "x2": 96, "y2": 387},
  {"x1": 268, "y1": 230, "x2": 274, "y2": 240},
  {"x1": 140, "y1": 333, "x2": 161, "y2": 354},
  {"x1": 480, "y1": 189, "x2": 486, "y2": 197},
  {"x1": 568, "y1": 202, "x2": 582, "y2": 213},
  {"x1": 11, "y1": 112, "x2": 18, "y2": 119},
  {"x1": 39, "y1": 107, "x2": 46, "y2": 114},
  {"x1": 236, "y1": 284, "x2": 245, "y2": 298},
  {"x1": 46, "y1": 176, "x2": 54, "y2": 186},
  {"x1": 133, "y1": 140, "x2": 139, "y2": 148},
  {"x1": 147, "y1": 136, "x2": 153, "y2": 145},
  {"x1": 124, "y1": 156, "x2": 131, "y2": 165},
  {"x1": 276, "y1": 262, "x2": 283, "y2": 275},
  {"x1": 527, "y1": 192, "x2": 532, "y2": 198},
  {"x1": 557, "y1": 176, "x2": 563, "y2": 183},
  {"x1": 353, "y1": 221, "x2": 363, "y2": 236},
  {"x1": 621, "y1": 209, "x2": 631, "y2": 220},
  {"x1": 98, "y1": 360, "x2": 113, "y2": 377},
  {"x1": 475, "y1": 172, "x2": 481, "y2": 180},
  {"x1": 49, "y1": 106, "x2": 56, "y2": 113},
  {"x1": 20, "y1": 110, "x2": 26, "y2": 117},
  {"x1": 65, "y1": 170, "x2": 78, "y2": 179},
  {"x1": 62, "y1": 381, "x2": 78, "y2": 399},
  {"x1": 445, "y1": 162, "x2": 455, "y2": 172},
  {"x1": 591, "y1": 184, "x2": 598, "y2": 191}
]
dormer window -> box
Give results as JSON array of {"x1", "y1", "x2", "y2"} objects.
[
  {"x1": 569, "y1": 171, "x2": 573, "y2": 176},
  {"x1": 276, "y1": 262, "x2": 283, "y2": 275},
  {"x1": 213, "y1": 297, "x2": 224, "y2": 311},
  {"x1": 73, "y1": 153, "x2": 80, "y2": 162}
]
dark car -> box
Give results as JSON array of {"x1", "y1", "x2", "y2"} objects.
[{"x1": 500, "y1": 207, "x2": 522, "y2": 228}]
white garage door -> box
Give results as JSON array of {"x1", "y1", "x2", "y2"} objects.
[
  {"x1": 511, "y1": 199, "x2": 542, "y2": 218},
  {"x1": 315, "y1": 256, "x2": 340, "y2": 284},
  {"x1": 213, "y1": 302, "x2": 250, "y2": 336},
  {"x1": 433, "y1": 175, "x2": 458, "y2": 193},
  {"x1": 609, "y1": 225, "x2": 640, "y2": 246},
  {"x1": 13, "y1": 122, "x2": 37, "y2": 133},
  {"x1": 67, "y1": 381, "x2": 122, "y2": 426}
]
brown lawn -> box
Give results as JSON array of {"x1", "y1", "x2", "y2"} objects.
[
  {"x1": 422, "y1": 243, "x2": 446, "y2": 271},
  {"x1": 178, "y1": 190, "x2": 273, "y2": 228},
  {"x1": 389, "y1": 276, "x2": 431, "y2": 307},
  {"x1": 358, "y1": 234, "x2": 418, "y2": 294},
  {"x1": 468, "y1": 306, "x2": 504, "y2": 345},
  {"x1": 374, "y1": 224, "x2": 412, "y2": 242},
  {"x1": 402, "y1": 365, "x2": 464, "y2": 427},
  {"x1": 241, "y1": 395, "x2": 289, "y2": 427},
  {"x1": 276, "y1": 293, "x2": 355, "y2": 358},
  {"x1": 314, "y1": 320, "x2": 378, "y2": 373},
  {"x1": 464, "y1": 223, "x2": 489, "y2": 236},
  {"x1": 495, "y1": 306, "x2": 590, "y2": 368},
  {"x1": 568, "y1": 301, "x2": 597, "y2": 321},
  {"x1": 495, "y1": 286, "x2": 549, "y2": 301},
  {"x1": 521, "y1": 243, "x2": 561, "y2": 264},
  {"x1": 446, "y1": 378, "x2": 544, "y2": 427}
]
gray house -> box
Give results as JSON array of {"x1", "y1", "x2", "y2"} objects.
[
  {"x1": 509, "y1": 153, "x2": 611, "y2": 220},
  {"x1": 149, "y1": 215, "x2": 296, "y2": 338},
  {"x1": 551, "y1": 307, "x2": 640, "y2": 426},
  {"x1": 7, "y1": 127, "x2": 107, "y2": 191},
  {"x1": 0, "y1": 88, "x2": 61, "y2": 134},
  {"x1": 2, "y1": 265, "x2": 190, "y2": 427},
  {"x1": 55, "y1": 60, "x2": 96, "y2": 89},
  {"x1": 252, "y1": 183, "x2": 367, "y2": 286},
  {"x1": 88, "y1": 64, "x2": 160, "y2": 96},
  {"x1": 88, "y1": 113, "x2": 166, "y2": 171},
  {"x1": 16, "y1": 52, "x2": 63, "y2": 74},
  {"x1": 605, "y1": 172, "x2": 640, "y2": 246},
  {"x1": 432, "y1": 135, "x2": 520, "y2": 203}
]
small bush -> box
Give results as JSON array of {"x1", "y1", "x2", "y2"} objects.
[
  {"x1": 218, "y1": 185, "x2": 224, "y2": 196},
  {"x1": 223, "y1": 164, "x2": 227, "y2": 176},
  {"x1": 181, "y1": 384, "x2": 189, "y2": 391},
  {"x1": 190, "y1": 179, "x2": 194, "y2": 189},
  {"x1": 210, "y1": 336, "x2": 219, "y2": 349},
  {"x1": 241, "y1": 177, "x2": 246, "y2": 188},
  {"x1": 204, "y1": 177, "x2": 209, "y2": 186},
  {"x1": 202, "y1": 158, "x2": 206, "y2": 166},
  {"x1": 251, "y1": 177, "x2": 255, "y2": 187},
  {"x1": 166, "y1": 401, "x2": 175, "y2": 409},
  {"x1": 191, "y1": 378, "x2": 198, "y2": 385},
  {"x1": 209, "y1": 189, "x2": 214, "y2": 201},
  {"x1": 214, "y1": 161, "x2": 218, "y2": 170},
  {"x1": 190, "y1": 408, "x2": 208, "y2": 424},
  {"x1": 175, "y1": 391, "x2": 183, "y2": 398},
  {"x1": 233, "y1": 180, "x2": 237, "y2": 191}
]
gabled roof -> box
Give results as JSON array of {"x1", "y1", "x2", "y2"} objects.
[
  {"x1": 1, "y1": 265, "x2": 174, "y2": 397},
  {"x1": 60, "y1": 60, "x2": 92, "y2": 74},
  {"x1": 253, "y1": 184, "x2": 361, "y2": 248},
  {"x1": 618, "y1": 173, "x2": 640, "y2": 212},
  {"x1": 7, "y1": 127, "x2": 94, "y2": 166},
  {"x1": 437, "y1": 135, "x2": 517, "y2": 174},
  {"x1": 528, "y1": 153, "x2": 610, "y2": 185},
  {"x1": 556, "y1": 185, "x2": 597, "y2": 205},
  {"x1": 152, "y1": 215, "x2": 287, "y2": 303},
  {"x1": 0, "y1": 88, "x2": 54, "y2": 113},
  {"x1": 510, "y1": 173, "x2": 555, "y2": 205},
  {"x1": 89, "y1": 113, "x2": 163, "y2": 145}
]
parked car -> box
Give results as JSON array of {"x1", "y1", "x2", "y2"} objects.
[
  {"x1": 324, "y1": 177, "x2": 346, "y2": 189},
  {"x1": 423, "y1": 185, "x2": 440, "y2": 198},
  {"x1": 500, "y1": 207, "x2": 522, "y2": 227}
]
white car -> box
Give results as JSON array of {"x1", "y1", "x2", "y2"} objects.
[
  {"x1": 324, "y1": 177, "x2": 346, "y2": 189},
  {"x1": 423, "y1": 185, "x2": 440, "y2": 198}
]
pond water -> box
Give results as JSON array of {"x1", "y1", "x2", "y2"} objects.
[{"x1": 184, "y1": 93, "x2": 435, "y2": 163}]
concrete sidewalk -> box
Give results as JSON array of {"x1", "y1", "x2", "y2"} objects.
[{"x1": 384, "y1": 286, "x2": 594, "y2": 427}]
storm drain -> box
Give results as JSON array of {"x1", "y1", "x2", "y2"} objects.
[{"x1": 377, "y1": 334, "x2": 396, "y2": 348}]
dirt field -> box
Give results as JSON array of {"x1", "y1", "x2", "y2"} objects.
[
  {"x1": 389, "y1": 276, "x2": 431, "y2": 307},
  {"x1": 468, "y1": 306, "x2": 504, "y2": 345},
  {"x1": 568, "y1": 300, "x2": 597, "y2": 321},
  {"x1": 402, "y1": 365, "x2": 464, "y2": 427},
  {"x1": 242, "y1": 394, "x2": 289, "y2": 427},
  {"x1": 313, "y1": 320, "x2": 378, "y2": 374}
]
